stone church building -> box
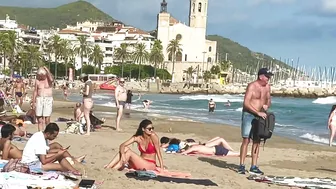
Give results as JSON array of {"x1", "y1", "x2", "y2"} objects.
[{"x1": 157, "y1": 0, "x2": 217, "y2": 82}]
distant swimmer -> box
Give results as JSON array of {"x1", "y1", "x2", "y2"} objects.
[
  {"x1": 208, "y1": 99, "x2": 216, "y2": 113},
  {"x1": 328, "y1": 105, "x2": 336, "y2": 146},
  {"x1": 143, "y1": 100, "x2": 152, "y2": 109},
  {"x1": 224, "y1": 100, "x2": 231, "y2": 107}
]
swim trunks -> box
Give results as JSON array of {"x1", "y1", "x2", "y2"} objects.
[
  {"x1": 209, "y1": 107, "x2": 215, "y2": 112},
  {"x1": 35, "y1": 96, "x2": 53, "y2": 117},
  {"x1": 117, "y1": 101, "x2": 126, "y2": 108},
  {"x1": 15, "y1": 92, "x2": 23, "y2": 97},
  {"x1": 214, "y1": 145, "x2": 229, "y2": 156},
  {"x1": 241, "y1": 111, "x2": 255, "y2": 138}
]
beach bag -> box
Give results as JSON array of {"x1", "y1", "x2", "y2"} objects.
[
  {"x1": 251, "y1": 112, "x2": 275, "y2": 143},
  {"x1": 65, "y1": 122, "x2": 81, "y2": 134},
  {"x1": 166, "y1": 144, "x2": 180, "y2": 153},
  {"x1": 2, "y1": 159, "x2": 30, "y2": 173}
]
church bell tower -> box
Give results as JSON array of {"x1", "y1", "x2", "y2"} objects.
[{"x1": 189, "y1": 0, "x2": 208, "y2": 29}]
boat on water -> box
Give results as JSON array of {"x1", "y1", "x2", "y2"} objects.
[{"x1": 99, "y1": 79, "x2": 118, "y2": 90}]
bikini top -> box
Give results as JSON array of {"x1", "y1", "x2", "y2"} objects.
[{"x1": 138, "y1": 141, "x2": 156, "y2": 154}]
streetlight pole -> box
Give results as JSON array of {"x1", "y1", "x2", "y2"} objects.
[{"x1": 202, "y1": 51, "x2": 206, "y2": 84}]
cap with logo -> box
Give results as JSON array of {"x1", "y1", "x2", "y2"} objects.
[{"x1": 257, "y1": 68, "x2": 273, "y2": 77}]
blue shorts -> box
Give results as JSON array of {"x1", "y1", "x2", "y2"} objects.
[{"x1": 241, "y1": 111, "x2": 255, "y2": 138}]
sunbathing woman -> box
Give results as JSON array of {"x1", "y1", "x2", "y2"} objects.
[
  {"x1": 104, "y1": 119, "x2": 164, "y2": 171},
  {"x1": 181, "y1": 137, "x2": 241, "y2": 157}
]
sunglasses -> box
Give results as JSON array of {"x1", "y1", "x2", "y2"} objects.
[
  {"x1": 120, "y1": 81, "x2": 124, "y2": 83},
  {"x1": 146, "y1": 127, "x2": 154, "y2": 131}
]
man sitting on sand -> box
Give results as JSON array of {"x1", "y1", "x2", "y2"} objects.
[
  {"x1": 0, "y1": 124, "x2": 23, "y2": 159},
  {"x1": 21, "y1": 123, "x2": 83, "y2": 174}
]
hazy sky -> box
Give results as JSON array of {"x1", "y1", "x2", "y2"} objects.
[{"x1": 1, "y1": 0, "x2": 336, "y2": 67}]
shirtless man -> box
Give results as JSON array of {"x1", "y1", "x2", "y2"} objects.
[
  {"x1": 114, "y1": 78, "x2": 127, "y2": 131},
  {"x1": 208, "y1": 99, "x2": 216, "y2": 113},
  {"x1": 14, "y1": 78, "x2": 25, "y2": 108},
  {"x1": 0, "y1": 124, "x2": 22, "y2": 160},
  {"x1": 33, "y1": 66, "x2": 54, "y2": 131},
  {"x1": 238, "y1": 68, "x2": 272, "y2": 175}
]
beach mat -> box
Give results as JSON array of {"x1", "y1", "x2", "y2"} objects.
[
  {"x1": 125, "y1": 172, "x2": 218, "y2": 186},
  {"x1": 248, "y1": 175, "x2": 336, "y2": 189}
]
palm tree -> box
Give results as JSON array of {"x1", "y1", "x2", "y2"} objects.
[
  {"x1": 183, "y1": 66, "x2": 196, "y2": 81},
  {"x1": 149, "y1": 40, "x2": 164, "y2": 78},
  {"x1": 89, "y1": 44, "x2": 104, "y2": 74},
  {"x1": 166, "y1": 39, "x2": 182, "y2": 82},
  {"x1": 50, "y1": 35, "x2": 62, "y2": 78},
  {"x1": 0, "y1": 31, "x2": 22, "y2": 76},
  {"x1": 113, "y1": 43, "x2": 130, "y2": 78},
  {"x1": 59, "y1": 39, "x2": 72, "y2": 77},
  {"x1": 133, "y1": 43, "x2": 149, "y2": 81},
  {"x1": 26, "y1": 45, "x2": 43, "y2": 72},
  {"x1": 75, "y1": 36, "x2": 92, "y2": 74}
]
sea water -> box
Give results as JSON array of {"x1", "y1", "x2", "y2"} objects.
[{"x1": 65, "y1": 92, "x2": 336, "y2": 145}]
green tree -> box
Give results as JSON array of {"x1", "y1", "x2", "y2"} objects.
[
  {"x1": 113, "y1": 43, "x2": 130, "y2": 78},
  {"x1": 210, "y1": 65, "x2": 221, "y2": 75},
  {"x1": 25, "y1": 45, "x2": 43, "y2": 74},
  {"x1": 59, "y1": 39, "x2": 72, "y2": 77},
  {"x1": 50, "y1": 35, "x2": 62, "y2": 78},
  {"x1": 0, "y1": 31, "x2": 22, "y2": 76},
  {"x1": 220, "y1": 61, "x2": 232, "y2": 72},
  {"x1": 203, "y1": 71, "x2": 212, "y2": 83},
  {"x1": 166, "y1": 39, "x2": 182, "y2": 82},
  {"x1": 75, "y1": 35, "x2": 92, "y2": 74},
  {"x1": 133, "y1": 43, "x2": 149, "y2": 80},
  {"x1": 89, "y1": 44, "x2": 104, "y2": 74},
  {"x1": 183, "y1": 66, "x2": 195, "y2": 81},
  {"x1": 149, "y1": 40, "x2": 164, "y2": 78}
]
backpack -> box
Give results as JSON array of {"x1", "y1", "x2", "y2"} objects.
[{"x1": 251, "y1": 112, "x2": 275, "y2": 144}]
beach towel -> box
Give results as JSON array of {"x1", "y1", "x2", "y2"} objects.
[
  {"x1": 248, "y1": 174, "x2": 336, "y2": 189},
  {"x1": 125, "y1": 172, "x2": 218, "y2": 186}
]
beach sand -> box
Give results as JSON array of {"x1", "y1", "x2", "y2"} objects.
[{"x1": 12, "y1": 93, "x2": 336, "y2": 189}]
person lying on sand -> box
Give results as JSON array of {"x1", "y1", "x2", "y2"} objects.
[
  {"x1": 21, "y1": 123, "x2": 85, "y2": 174},
  {"x1": 0, "y1": 124, "x2": 23, "y2": 159},
  {"x1": 181, "y1": 137, "x2": 250, "y2": 157},
  {"x1": 104, "y1": 119, "x2": 164, "y2": 171},
  {"x1": 160, "y1": 137, "x2": 198, "y2": 149}
]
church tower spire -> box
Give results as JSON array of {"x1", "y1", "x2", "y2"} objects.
[
  {"x1": 189, "y1": 0, "x2": 208, "y2": 29},
  {"x1": 160, "y1": 0, "x2": 168, "y2": 13}
]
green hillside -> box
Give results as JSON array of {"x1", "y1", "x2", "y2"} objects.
[
  {"x1": 207, "y1": 35, "x2": 291, "y2": 73},
  {"x1": 0, "y1": 1, "x2": 114, "y2": 29}
]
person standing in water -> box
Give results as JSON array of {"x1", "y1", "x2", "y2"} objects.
[
  {"x1": 238, "y1": 68, "x2": 273, "y2": 175},
  {"x1": 126, "y1": 90, "x2": 133, "y2": 110},
  {"x1": 208, "y1": 99, "x2": 216, "y2": 113},
  {"x1": 33, "y1": 67, "x2": 53, "y2": 131},
  {"x1": 328, "y1": 105, "x2": 336, "y2": 146},
  {"x1": 114, "y1": 78, "x2": 127, "y2": 131},
  {"x1": 80, "y1": 74, "x2": 93, "y2": 136}
]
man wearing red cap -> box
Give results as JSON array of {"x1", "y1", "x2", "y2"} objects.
[{"x1": 238, "y1": 68, "x2": 273, "y2": 175}]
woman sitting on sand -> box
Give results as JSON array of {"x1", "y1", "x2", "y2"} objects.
[
  {"x1": 180, "y1": 137, "x2": 244, "y2": 157},
  {"x1": 328, "y1": 105, "x2": 336, "y2": 146},
  {"x1": 104, "y1": 119, "x2": 164, "y2": 171}
]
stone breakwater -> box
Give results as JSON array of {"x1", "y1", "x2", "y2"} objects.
[{"x1": 159, "y1": 83, "x2": 336, "y2": 98}]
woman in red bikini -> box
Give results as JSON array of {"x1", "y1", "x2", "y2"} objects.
[{"x1": 104, "y1": 119, "x2": 164, "y2": 171}]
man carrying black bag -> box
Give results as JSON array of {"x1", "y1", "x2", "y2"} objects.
[{"x1": 238, "y1": 68, "x2": 273, "y2": 175}]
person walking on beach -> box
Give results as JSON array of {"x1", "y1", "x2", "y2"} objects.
[
  {"x1": 238, "y1": 68, "x2": 273, "y2": 175},
  {"x1": 115, "y1": 78, "x2": 127, "y2": 131},
  {"x1": 209, "y1": 99, "x2": 216, "y2": 113},
  {"x1": 14, "y1": 78, "x2": 25, "y2": 108},
  {"x1": 327, "y1": 105, "x2": 336, "y2": 146},
  {"x1": 126, "y1": 90, "x2": 133, "y2": 110},
  {"x1": 80, "y1": 73, "x2": 93, "y2": 136},
  {"x1": 33, "y1": 66, "x2": 53, "y2": 131}
]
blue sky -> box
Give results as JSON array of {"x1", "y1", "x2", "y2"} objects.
[{"x1": 1, "y1": 0, "x2": 336, "y2": 67}]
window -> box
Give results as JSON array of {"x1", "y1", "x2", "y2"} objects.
[
  {"x1": 193, "y1": 3, "x2": 195, "y2": 13},
  {"x1": 204, "y1": 3, "x2": 207, "y2": 12},
  {"x1": 198, "y1": 2, "x2": 202, "y2": 12},
  {"x1": 185, "y1": 54, "x2": 188, "y2": 61},
  {"x1": 207, "y1": 57, "x2": 212, "y2": 63},
  {"x1": 208, "y1": 46, "x2": 212, "y2": 52},
  {"x1": 176, "y1": 52, "x2": 182, "y2": 62},
  {"x1": 176, "y1": 34, "x2": 182, "y2": 40}
]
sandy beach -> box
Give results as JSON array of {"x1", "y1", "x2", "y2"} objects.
[{"x1": 11, "y1": 90, "x2": 336, "y2": 189}]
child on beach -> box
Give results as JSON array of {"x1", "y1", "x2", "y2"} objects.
[
  {"x1": 104, "y1": 119, "x2": 164, "y2": 171},
  {"x1": 328, "y1": 105, "x2": 336, "y2": 146}
]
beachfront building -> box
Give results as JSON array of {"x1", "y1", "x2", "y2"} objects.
[{"x1": 157, "y1": 0, "x2": 217, "y2": 82}]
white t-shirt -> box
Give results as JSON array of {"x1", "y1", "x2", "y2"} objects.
[{"x1": 22, "y1": 131, "x2": 50, "y2": 164}]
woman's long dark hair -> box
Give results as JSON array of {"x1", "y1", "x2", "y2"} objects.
[
  {"x1": 134, "y1": 119, "x2": 152, "y2": 136},
  {"x1": 329, "y1": 105, "x2": 336, "y2": 118}
]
